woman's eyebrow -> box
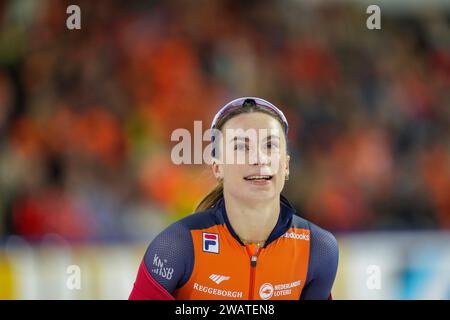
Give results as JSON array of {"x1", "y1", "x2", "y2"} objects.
[
  {"x1": 262, "y1": 135, "x2": 280, "y2": 142},
  {"x1": 229, "y1": 136, "x2": 250, "y2": 143},
  {"x1": 229, "y1": 135, "x2": 280, "y2": 143}
]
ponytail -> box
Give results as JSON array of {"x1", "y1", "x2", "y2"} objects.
[{"x1": 195, "y1": 180, "x2": 223, "y2": 211}]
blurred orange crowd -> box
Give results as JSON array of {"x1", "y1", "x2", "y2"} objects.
[{"x1": 0, "y1": 0, "x2": 449, "y2": 241}]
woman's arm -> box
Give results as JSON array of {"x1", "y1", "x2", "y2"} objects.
[
  {"x1": 129, "y1": 222, "x2": 194, "y2": 300},
  {"x1": 300, "y1": 223, "x2": 339, "y2": 300},
  {"x1": 129, "y1": 259, "x2": 175, "y2": 299}
]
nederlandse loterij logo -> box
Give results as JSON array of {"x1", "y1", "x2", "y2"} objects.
[
  {"x1": 203, "y1": 233, "x2": 219, "y2": 254},
  {"x1": 259, "y1": 283, "x2": 274, "y2": 300},
  {"x1": 209, "y1": 274, "x2": 231, "y2": 284},
  {"x1": 259, "y1": 280, "x2": 302, "y2": 299}
]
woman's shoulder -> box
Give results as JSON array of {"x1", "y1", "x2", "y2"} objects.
[
  {"x1": 310, "y1": 222, "x2": 339, "y2": 254},
  {"x1": 292, "y1": 214, "x2": 339, "y2": 254},
  {"x1": 305, "y1": 220, "x2": 339, "y2": 269},
  {"x1": 155, "y1": 206, "x2": 221, "y2": 240},
  {"x1": 175, "y1": 206, "x2": 221, "y2": 230}
]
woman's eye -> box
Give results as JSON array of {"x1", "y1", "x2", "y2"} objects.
[
  {"x1": 266, "y1": 142, "x2": 279, "y2": 149},
  {"x1": 234, "y1": 144, "x2": 248, "y2": 151}
]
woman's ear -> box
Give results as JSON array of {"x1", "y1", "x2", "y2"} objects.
[
  {"x1": 285, "y1": 155, "x2": 290, "y2": 178},
  {"x1": 212, "y1": 160, "x2": 223, "y2": 181}
]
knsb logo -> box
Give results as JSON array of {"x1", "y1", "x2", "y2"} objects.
[
  {"x1": 259, "y1": 283, "x2": 274, "y2": 300},
  {"x1": 203, "y1": 233, "x2": 219, "y2": 254}
]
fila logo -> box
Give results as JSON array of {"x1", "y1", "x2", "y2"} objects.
[
  {"x1": 209, "y1": 274, "x2": 230, "y2": 284},
  {"x1": 203, "y1": 233, "x2": 219, "y2": 254}
]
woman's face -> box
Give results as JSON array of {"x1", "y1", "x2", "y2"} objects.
[{"x1": 213, "y1": 112, "x2": 290, "y2": 203}]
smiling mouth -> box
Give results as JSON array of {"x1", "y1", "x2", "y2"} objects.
[{"x1": 243, "y1": 175, "x2": 273, "y2": 181}]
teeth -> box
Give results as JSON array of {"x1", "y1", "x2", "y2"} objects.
[{"x1": 245, "y1": 175, "x2": 271, "y2": 180}]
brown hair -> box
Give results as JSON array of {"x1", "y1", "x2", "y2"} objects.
[{"x1": 195, "y1": 101, "x2": 288, "y2": 211}]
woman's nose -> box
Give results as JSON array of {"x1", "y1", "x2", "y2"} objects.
[{"x1": 249, "y1": 148, "x2": 270, "y2": 165}]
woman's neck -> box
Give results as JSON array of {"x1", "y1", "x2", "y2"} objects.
[{"x1": 223, "y1": 191, "x2": 280, "y2": 244}]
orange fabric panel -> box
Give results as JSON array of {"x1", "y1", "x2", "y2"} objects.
[
  {"x1": 175, "y1": 224, "x2": 250, "y2": 300},
  {"x1": 252, "y1": 227, "x2": 310, "y2": 300},
  {"x1": 174, "y1": 224, "x2": 310, "y2": 300}
]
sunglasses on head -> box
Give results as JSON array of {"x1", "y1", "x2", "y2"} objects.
[{"x1": 211, "y1": 97, "x2": 288, "y2": 136}]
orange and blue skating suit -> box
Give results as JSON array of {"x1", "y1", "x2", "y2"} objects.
[{"x1": 129, "y1": 195, "x2": 338, "y2": 300}]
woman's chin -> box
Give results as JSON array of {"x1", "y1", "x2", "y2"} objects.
[{"x1": 237, "y1": 188, "x2": 278, "y2": 203}]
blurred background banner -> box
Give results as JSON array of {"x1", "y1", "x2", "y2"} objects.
[{"x1": 0, "y1": 0, "x2": 449, "y2": 299}]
